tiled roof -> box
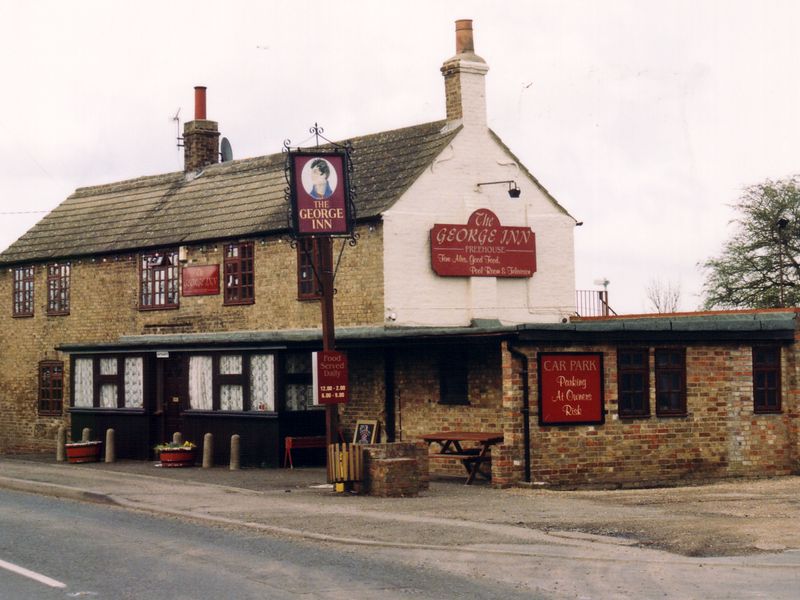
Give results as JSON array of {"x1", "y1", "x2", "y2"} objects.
[{"x1": 0, "y1": 120, "x2": 461, "y2": 265}]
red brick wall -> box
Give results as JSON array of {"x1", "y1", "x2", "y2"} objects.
[{"x1": 503, "y1": 342, "x2": 798, "y2": 488}]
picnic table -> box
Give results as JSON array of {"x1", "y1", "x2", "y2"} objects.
[{"x1": 420, "y1": 431, "x2": 504, "y2": 484}]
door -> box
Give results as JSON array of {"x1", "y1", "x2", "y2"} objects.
[{"x1": 163, "y1": 355, "x2": 187, "y2": 441}]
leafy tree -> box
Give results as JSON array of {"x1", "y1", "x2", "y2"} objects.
[
  {"x1": 701, "y1": 177, "x2": 800, "y2": 309},
  {"x1": 646, "y1": 278, "x2": 681, "y2": 313}
]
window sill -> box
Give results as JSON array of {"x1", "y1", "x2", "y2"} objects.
[
  {"x1": 223, "y1": 300, "x2": 255, "y2": 307},
  {"x1": 37, "y1": 411, "x2": 64, "y2": 418},
  {"x1": 138, "y1": 305, "x2": 180, "y2": 312},
  {"x1": 68, "y1": 407, "x2": 146, "y2": 414},
  {"x1": 754, "y1": 409, "x2": 782, "y2": 415},
  {"x1": 618, "y1": 413, "x2": 651, "y2": 420},
  {"x1": 655, "y1": 412, "x2": 688, "y2": 418},
  {"x1": 183, "y1": 410, "x2": 278, "y2": 417}
]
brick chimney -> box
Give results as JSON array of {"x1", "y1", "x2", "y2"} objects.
[
  {"x1": 440, "y1": 19, "x2": 489, "y2": 127},
  {"x1": 183, "y1": 86, "x2": 220, "y2": 172}
]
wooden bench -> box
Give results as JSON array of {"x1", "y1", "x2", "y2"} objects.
[
  {"x1": 283, "y1": 436, "x2": 327, "y2": 468},
  {"x1": 428, "y1": 451, "x2": 492, "y2": 482}
]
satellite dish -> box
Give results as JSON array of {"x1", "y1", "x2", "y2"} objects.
[{"x1": 220, "y1": 137, "x2": 233, "y2": 162}]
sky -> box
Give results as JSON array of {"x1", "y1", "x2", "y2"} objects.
[{"x1": 1, "y1": 0, "x2": 799, "y2": 314}]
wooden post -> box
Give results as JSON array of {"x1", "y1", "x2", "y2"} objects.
[
  {"x1": 229, "y1": 434, "x2": 240, "y2": 470},
  {"x1": 105, "y1": 429, "x2": 116, "y2": 463},
  {"x1": 319, "y1": 238, "x2": 339, "y2": 449},
  {"x1": 56, "y1": 426, "x2": 66, "y2": 462},
  {"x1": 202, "y1": 433, "x2": 213, "y2": 468}
]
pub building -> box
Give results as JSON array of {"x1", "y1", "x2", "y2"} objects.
[{"x1": 0, "y1": 21, "x2": 796, "y2": 488}]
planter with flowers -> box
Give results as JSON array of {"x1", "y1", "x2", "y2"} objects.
[
  {"x1": 155, "y1": 441, "x2": 197, "y2": 468},
  {"x1": 65, "y1": 440, "x2": 103, "y2": 464}
]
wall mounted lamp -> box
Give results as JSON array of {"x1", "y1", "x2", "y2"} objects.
[{"x1": 476, "y1": 180, "x2": 521, "y2": 198}]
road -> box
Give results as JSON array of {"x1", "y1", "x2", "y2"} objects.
[{"x1": 0, "y1": 489, "x2": 536, "y2": 600}]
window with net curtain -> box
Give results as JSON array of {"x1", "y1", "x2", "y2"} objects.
[{"x1": 188, "y1": 354, "x2": 275, "y2": 411}]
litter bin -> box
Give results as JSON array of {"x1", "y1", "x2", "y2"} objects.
[{"x1": 327, "y1": 443, "x2": 364, "y2": 492}]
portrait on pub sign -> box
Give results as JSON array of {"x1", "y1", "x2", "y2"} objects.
[{"x1": 289, "y1": 151, "x2": 350, "y2": 236}]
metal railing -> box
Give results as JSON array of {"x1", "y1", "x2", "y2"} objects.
[{"x1": 575, "y1": 290, "x2": 617, "y2": 317}]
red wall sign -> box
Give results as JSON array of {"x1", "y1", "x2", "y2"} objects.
[
  {"x1": 289, "y1": 151, "x2": 351, "y2": 236},
  {"x1": 430, "y1": 209, "x2": 536, "y2": 277},
  {"x1": 538, "y1": 353, "x2": 605, "y2": 426},
  {"x1": 182, "y1": 265, "x2": 219, "y2": 296},
  {"x1": 313, "y1": 350, "x2": 349, "y2": 405}
]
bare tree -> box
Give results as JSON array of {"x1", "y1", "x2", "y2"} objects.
[{"x1": 646, "y1": 278, "x2": 682, "y2": 313}]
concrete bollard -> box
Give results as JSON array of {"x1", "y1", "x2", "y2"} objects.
[
  {"x1": 56, "y1": 426, "x2": 66, "y2": 462},
  {"x1": 105, "y1": 429, "x2": 116, "y2": 463},
  {"x1": 229, "y1": 434, "x2": 240, "y2": 470},
  {"x1": 81, "y1": 427, "x2": 92, "y2": 442},
  {"x1": 202, "y1": 433, "x2": 213, "y2": 468},
  {"x1": 172, "y1": 431, "x2": 183, "y2": 445}
]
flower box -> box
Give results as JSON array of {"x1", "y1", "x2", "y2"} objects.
[
  {"x1": 156, "y1": 442, "x2": 196, "y2": 468},
  {"x1": 65, "y1": 441, "x2": 103, "y2": 464}
]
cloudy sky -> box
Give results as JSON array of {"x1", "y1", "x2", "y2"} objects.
[{"x1": 1, "y1": 1, "x2": 798, "y2": 314}]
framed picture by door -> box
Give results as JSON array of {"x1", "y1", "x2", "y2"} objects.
[{"x1": 353, "y1": 420, "x2": 379, "y2": 444}]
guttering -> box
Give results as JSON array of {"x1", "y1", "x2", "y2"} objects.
[{"x1": 507, "y1": 345, "x2": 531, "y2": 483}]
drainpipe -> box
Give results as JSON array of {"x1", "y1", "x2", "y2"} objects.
[{"x1": 508, "y1": 345, "x2": 531, "y2": 483}]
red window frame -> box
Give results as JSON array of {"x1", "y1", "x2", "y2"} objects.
[
  {"x1": 47, "y1": 263, "x2": 70, "y2": 316},
  {"x1": 13, "y1": 265, "x2": 34, "y2": 317},
  {"x1": 139, "y1": 250, "x2": 179, "y2": 310},
  {"x1": 296, "y1": 238, "x2": 331, "y2": 300},
  {"x1": 38, "y1": 361, "x2": 64, "y2": 415},
  {"x1": 617, "y1": 348, "x2": 650, "y2": 418},
  {"x1": 655, "y1": 348, "x2": 687, "y2": 417},
  {"x1": 753, "y1": 345, "x2": 781, "y2": 413},
  {"x1": 223, "y1": 242, "x2": 254, "y2": 305}
]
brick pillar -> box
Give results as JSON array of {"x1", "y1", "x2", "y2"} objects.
[{"x1": 495, "y1": 341, "x2": 527, "y2": 487}]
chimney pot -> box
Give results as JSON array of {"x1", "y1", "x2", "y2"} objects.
[
  {"x1": 194, "y1": 86, "x2": 207, "y2": 120},
  {"x1": 455, "y1": 19, "x2": 474, "y2": 54}
]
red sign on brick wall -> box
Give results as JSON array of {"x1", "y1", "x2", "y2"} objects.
[
  {"x1": 430, "y1": 209, "x2": 536, "y2": 277},
  {"x1": 538, "y1": 353, "x2": 604, "y2": 425},
  {"x1": 313, "y1": 350, "x2": 349, "y2": 405},
  {"x1": 182, "y1": 265, "x2": 219, "y2": 296}
]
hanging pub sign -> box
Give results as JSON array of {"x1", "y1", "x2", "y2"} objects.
[
  {"x1": 430, "y1": 209, "x2": 536, "y2": 277},
  {"x1": 312, "y1": 350, "x2": 349, "y2": 405},
  {"x1": 537, "y1": 352, "x2": 605, "y2": 426},
  {"x1": 182, "y1": 265, "x2": 220, "y2": 296},
  {"x1": 289, "y1": 150, "x2": 352, "y2": 236}
]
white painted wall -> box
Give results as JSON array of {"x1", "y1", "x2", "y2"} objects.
[{"x1": 383, "y1": 123, "x2": 577, "y2": 327}]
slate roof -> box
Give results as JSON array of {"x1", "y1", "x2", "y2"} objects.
[{"x1": 0, "y1": 120, "x2": 461, "y2": 266}]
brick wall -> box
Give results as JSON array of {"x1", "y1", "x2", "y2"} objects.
[
  {"x1": 0, "y1": 223, "x2": 384, "y2": 452},
  {"x1": 503, "y1": 342, "x2": 799, "y2": 488},
  {"x1": 393, "y1": 342, "x2": 503, "y2": 479}
]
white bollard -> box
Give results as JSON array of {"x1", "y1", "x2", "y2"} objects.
[
  {"x1": 56, "y1": 426, "x2": 66, "y2": 462},
  {"x1": 202, "y1": 433, "x2": 213, "y2": 468},
  {"x1": 229, "y1": 434, "x2": 240, "y2": 470},
  {"x1": 105, "y1": 429, "x2": 115, "y2": 463}
]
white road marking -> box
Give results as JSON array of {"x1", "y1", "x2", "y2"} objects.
[{"x1": 0, "y1": 557, "x2": 66, "y2": 588}]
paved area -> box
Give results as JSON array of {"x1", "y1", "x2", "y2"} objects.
[{"x1": 2, "y1": 455, "x2": 800, "y2": 558}]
